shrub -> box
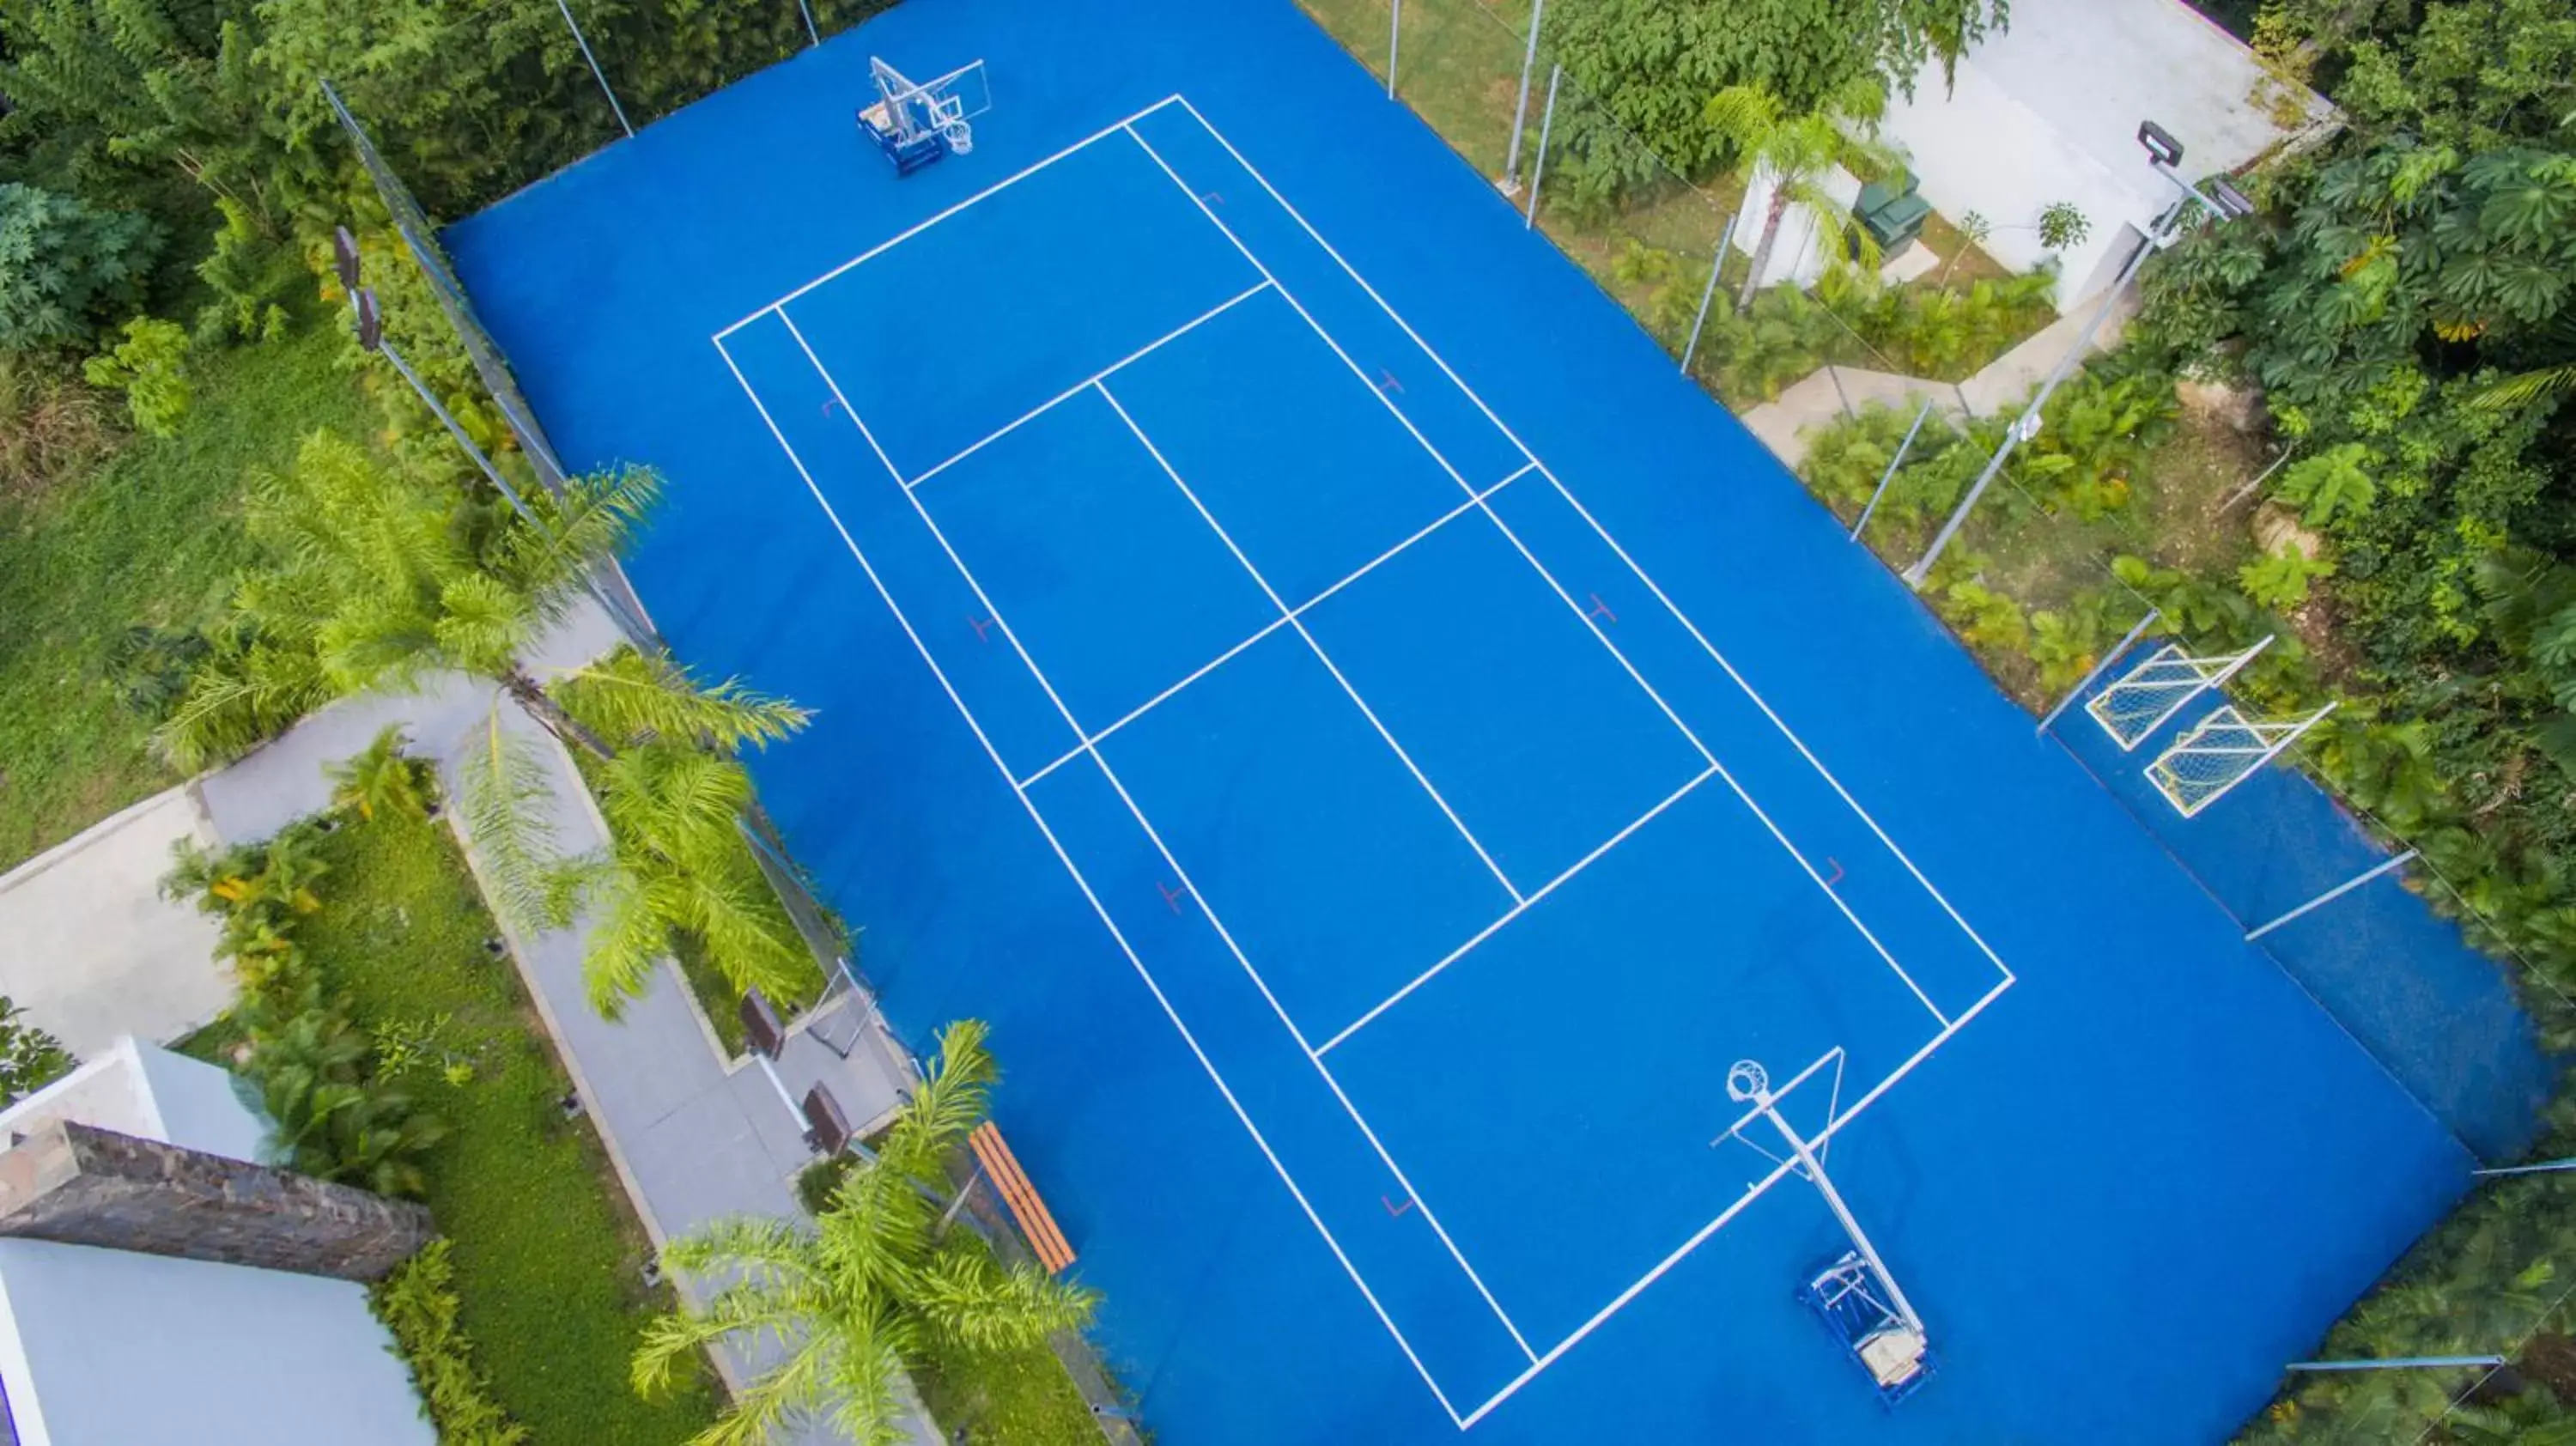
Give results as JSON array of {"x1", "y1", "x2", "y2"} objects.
[
  {"x1": 372, "y1": 1240, "x2": 532, "y2": 1446},
  {"x1": 0, "y1": 184, "x2": 161, "y2": 351},
  {"x1": 0, "y1": 999, "x2": 74, "y2": 1106},
  {"x1": 83, "y1": 317, "x2": 193, "y2": 438},
  {"x1": 194, "y1": 197, "x2": 303, "y2": 345},
  {"x1": 327, "y1": 726, "x2": 435, "y2": 823}
]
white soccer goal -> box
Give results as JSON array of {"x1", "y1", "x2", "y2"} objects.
[
  {"x1": 2146, "y1": 702, "x2": 2336, "y2": 817},
  {"x1": 2086, "y1": 636, "x2": 2273, "y2": 750}
]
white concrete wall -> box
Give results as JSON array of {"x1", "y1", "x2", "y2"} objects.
[
  {"x1": 0, "y1": 1238, "x2": 435, "y2": 1446},
  {"x1": 1729, "y1": 161, "x2": 1864, "y2": 292},
  {"x1": 0, "y1": 1037, "x2": 270, "y2": 1164},
  {"x1": 1880, "y1": 0, "x2": 2328, "y2": 309}
]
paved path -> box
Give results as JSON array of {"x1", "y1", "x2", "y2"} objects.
[
  {"x1": 1740, "y1": 281, "x2": 2142, "y2": 468},
  {"x1": 0, "y1": 787, "x2": 228, "y2": 1059},
  {"x1": 197, "y1": 602, "x2": 931, "y2": 1444}
]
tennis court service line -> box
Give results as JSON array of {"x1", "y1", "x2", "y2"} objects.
[
  {"x1": 900, "y1": 277, "x2": 1273, "y2": 492},
  {"x1": 714, "y1": 94, "x2": 1186, "y2": 340},
  {"x1": 1095, "y1": 379, "x2": 1523, "y2": 903},
  {"x1": 712, "y1": 330, "x2": 1470, "y2": 1428},
  {"x1": 1126, "y1": 121, "x2": 1949, "y2": 1031},
  {"x1": 1015, "y1": 461, "x2": 1535, "y2": 790},
  {"x1": 1163, "y1": 94, "x2": 2015, "y2": 992},
  {"x1": 774, "y1": 311, "x2": 1546, "y2": 1372}
]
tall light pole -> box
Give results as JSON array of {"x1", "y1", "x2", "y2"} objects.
[{"x1": 1905, "y1": 122, "x2": 2254, "y2": 587}]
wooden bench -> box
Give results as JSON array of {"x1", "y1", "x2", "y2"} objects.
[{"x1": 969, "y1": 1122, "x2": 1075, "y2": 1274}]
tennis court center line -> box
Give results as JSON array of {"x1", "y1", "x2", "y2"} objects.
[
  {"x1": 901, "y1": 277, "x2": 1273, "y2": 492},
  {"x1": 1313, "y1": 762, "x2": 1718, "y2": 1057},
  {"x1": 1127, "y1": 121, "x2": 1947, "y2": 1029},
  {"x1": 1095, "y1": 380, "x2": 1523, "y2": 903},
  {"x1": 1015, "y1": 462, "x2": 1536, "y2": 790},
  {"x1": 714, "y1": 94, "x2": 1186, "y2": 340},
  {"x1": 1458, "y1": 971, "x2": 2015, "y2": 1430},
  {"x1": 1163, "y1": 94, "x2": 2014, "y2": 992},
  {"x1": 713, "y1": 331, "x2": 1468, "y2": 1427},
  {"x1": 779, "y1": 311, "x2": 1545, "y2": 1370}
]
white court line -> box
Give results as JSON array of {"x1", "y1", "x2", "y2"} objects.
[
  {"x1": 1315, "y1": 763, "x2": 1718, "y2": 1056},
  {"x1": 1159, "y1": 94, "x2": 2016, "y2": 996},
  {"x1": 711, "y1": 333, "x2": 1467, "y2": 1426},
  {"x1": 1457, "y1": 973, "x2": 2014, "y2": 1431},
  {"x1": 1096, "y1": 380, "x2": 1523, "y2": 903},
  {"x1": 902, "y1": 278, "x2": 1273, "y2": 492},
  {"x1": 1067, "y1": 732, "x2": 1541, "y2": 1365},
  {"x1": 784, "y1": 307, "x2": 1540, "y2": 1367},
  {"x1": 1017, "y1": 464, "x2": 1534, "y2": 790},
  {"x1": 714, "y1": 95, "x2": 1184, "y2": 339},
  {"x1": 1127, "y1": 122, "x2": 1947, "y2": 1034}
]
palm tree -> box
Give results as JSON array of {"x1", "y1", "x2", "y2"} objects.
[
  {"x1": 1704, "y1": 77, "x2": 1902, "y2": 311},
  {"x1": 2470, "y1": 362, "x2": 2576, "y2": 411},
  {"x1": 161, "y1": 432, "x2": 817, "y2": 1014},
  {"x1": 634, "y1": 1020, "x2": 1098, "y2": 1446}
]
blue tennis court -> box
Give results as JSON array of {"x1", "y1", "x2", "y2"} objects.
[{"x1": 443, "y1": 0, "x2": 2488, "y2": 1437}]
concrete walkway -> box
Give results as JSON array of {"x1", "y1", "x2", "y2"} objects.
[
  {"x1": 0, "y1": 787, "x2": 228, "y2": 1060},
  {"x1": 1741, "y1": 281, "x2": 2142, "y2": 468},
  {"x1": 193, "y1": 603, "x2": 930, "y2": 1444}
]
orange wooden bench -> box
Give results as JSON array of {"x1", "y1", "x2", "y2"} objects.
[{"x1": 969, "y1": 1121, "x2": 1075, "y2": 1274}]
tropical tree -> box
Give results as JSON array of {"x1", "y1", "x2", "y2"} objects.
[
  {"x1": 634, "y1": 1021, "x2": 1097, "y2": 1446},
  {"x1": 160, "y1": 432, "x2": 815, "y2": 1013},
  {"x1": 0, "y1": 999, "x2": 75, "y2": 1106},
  {"x1": 1702, "y1": 78, "x2": 1900, "y2": 310}
]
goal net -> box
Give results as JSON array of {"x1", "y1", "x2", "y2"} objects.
[
  {"x1": 2146, "y1": 702, "x2": 2336, "y2": 817},
  {"x1": 2086, "y1": 637, "x2": 2271, "y2": 751}
]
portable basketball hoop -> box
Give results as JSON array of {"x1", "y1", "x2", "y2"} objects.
[{"x1": 857, "y1": 56, "x2": 992, "y2": 176}]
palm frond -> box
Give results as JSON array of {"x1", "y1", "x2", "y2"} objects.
[
  {"x1": 577, "y1": 866, "x2": 677, "y2": 1018},
  {"x1": 431, "y1": 569, "x2": 540, "y2": 682},
  {"x1": 913, "y1": 1237, "x2": 1099, "y2": 1350},
  {"x1": 152, "y1": 635, "x2": 331, "y2": 771},
  {"x1": 454, "y1": 703, "x2": 562, "y2": 935},
  {"x1": 878, "y1": 1019, "x2": 995, "y2": 1186},
  {"x1": 554, "y1": 650, "x2": 811, "y2": 752},
  {"x1": 2468, "y1": 362, "x2": 2576, "y2": 410},
  {"x1": 673, "y1": 867, "x2": 812, "y2": 1005}
]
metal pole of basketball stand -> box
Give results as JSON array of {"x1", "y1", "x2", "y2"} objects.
[
  {"x1": 1386, "y1": 0, "x2": 1401, "y2": 100},
  {"x1": 1678, "y1": 207, "x2": 1741, "y2": 375},
  {"x1": 797, "y1": 0, "x2": 820, "y2": 47},
  {"x1": 1850, "y1": 398, "x2": 1934, "y2": 544},
  {"x1": 2033, "y1": 607, "x2": 2162, "y2": 737},
  {"x1": 2243, "y1": 850, "x2": 2419, "y2": 942},
  {"x1": 1735, "y1": 1066, "x2": 1925, "y2": 1336},
  {"x1": 2288, "y1": 1356, "x2": 2507, "y2": 1373},
  {"x1": 752, "y1": 1054, "x2": 805, "y2": 1126},
  {"x1": 1524, "y1": 66, "x2": 1562, "y2": 230},
  {"x1": 555, "y1": 0, "x2": 634, "y2": 138},
  {"x1": 1499, "y1": 0, "x2": 1546, "y2": 193}
]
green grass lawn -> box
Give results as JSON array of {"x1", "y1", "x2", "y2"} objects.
[
  {"x1": 0, "y1": 322, "x2": 373, "y2": 871},
  {"x1": 204, "y1": 805, "x2": 720, "y2": 1444}
]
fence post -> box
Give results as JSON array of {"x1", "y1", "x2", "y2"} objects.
[
  {"x1": 554, "y1": 0, "x2": 633, "y2": 138},
  {"x1": 797, "y1": 0, "x2": 819, "y2": 46},
  {"x1": 1387, "y1": 0, "x2": 1401, "y2": 100},
  {"x1": 2034, "y1": 607, "x2": 2161, "y2": 737},
  {"x1": 1678, "y1": 208, "x2": 1740, "y2": 376},
  {"x1": 1500, "y1": 0, "x2": 1546, "y2": 192},
  {"x1": 1851, "y1": 399, "x2": 1933, "y2": 544},
  {"x1": 2244, "y1": 850, "x2": 2419, "y2": 942},
  {"x1": 1523, "y1": 65, "x2": 1561, "y2": 230}
]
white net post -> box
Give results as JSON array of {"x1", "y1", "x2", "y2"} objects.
[
  {"x1": 2147, "y1": 702, "x2": 2336, "y2": 817},
  {"x1": 2085, "y1": 635, "x2": 2273, "y2": 750}
]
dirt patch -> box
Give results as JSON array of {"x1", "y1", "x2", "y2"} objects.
[
  {"x1": 2519, "y1": 1333, "x2": 2576, "y2": 1400},
  {"x1": 2136, "y1": 407, "x2": 2275, "y2": 578}
]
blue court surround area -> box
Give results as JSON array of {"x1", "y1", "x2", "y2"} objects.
[{"x1": 446, "y1": 2, "x2": 2494, "y2": 1439}]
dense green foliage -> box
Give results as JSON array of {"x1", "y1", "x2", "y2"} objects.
[
  {"x1": 179, "y1": 799, "x2": 718, "y2": 1444},
  {"x1": 0, "y1": 183, "x2": 158, "y2": 350},
  {"x1": 1542, "y1": 0, "x2": 2004, "y2": 179},
  {"x1": 373, "y1": 1239, "x2": 533, "y2": 1446},
  {"x1": 0, "y1": 996, "x2": 74, "y2": 1105}
]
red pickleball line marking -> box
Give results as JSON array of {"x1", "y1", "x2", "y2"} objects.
[
  {"x1": 1822, "y1": 857, "x2": 1844, "y2": 886},
  {"x1": 1382, "y1": 1194, "x2": 1414, "y2": 1217},
  {"x1": 967, "y1": 617, "x2": 995, "y2": 642},
  {"x1": 1157, "y1": 881, "x2": 1188, "y2": 914},
  {"x1": 1586, "y1": 592, "x2": 1617, "y2": 623}
]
